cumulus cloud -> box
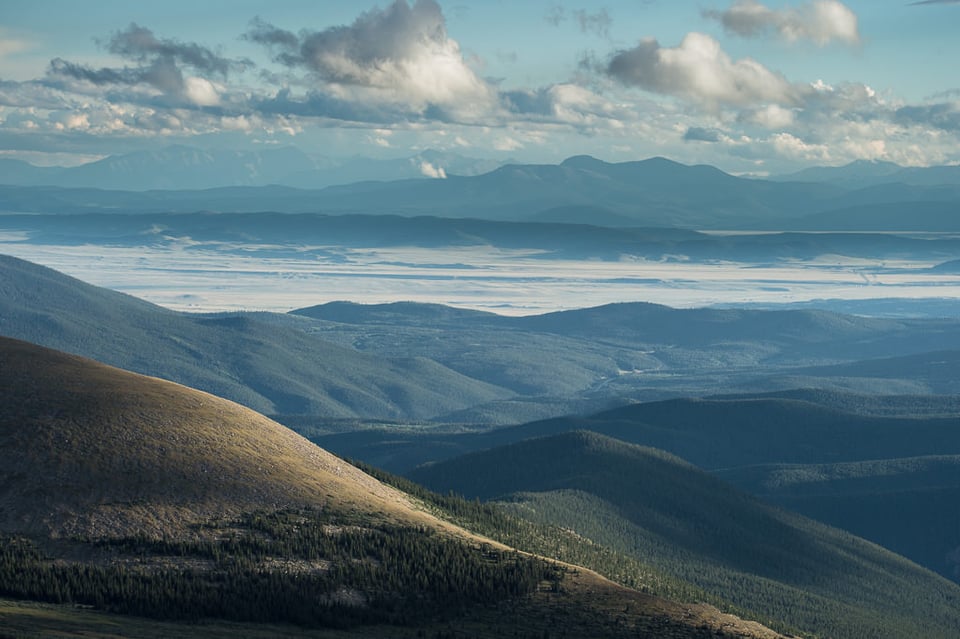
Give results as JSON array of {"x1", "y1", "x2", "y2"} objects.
[
  {"x1": 740, "y1": 103, "x2": 797, "y2": 128},
  {"x1": 418, "y1": 160, "x2": 446, "y2": 177},
  {"x1": 769, "y1": 131, "x2": 831, "y2": 161},
  {"x1": 255, "y1": 87, "x2": 409, "y2": 123},
  {"x1": 47, "y1": 24, "x2": 250, "y2": 107},
  {"x1": 492, "y1": 135, "x2": 524, "y2": 151},
  {"x1": 703, "y1": 0, "x2": 860, "y2": 46},
  {"x1": 245, "y1": 0, "x2": 496, "y2": 122},
  {"x1": 4, "y1": 0, "x2": 960, "y2": 171},
  {"x1": 606, "y1": 32, "x2": 799, "y2": 107},
  {"x1": 502, "y1": 83, "x2": 637, "y2": 132}
]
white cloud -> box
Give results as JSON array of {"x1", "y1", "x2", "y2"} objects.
[
  {"x1": 220, "y1": 115, "x2": 253, "y2": 132},
  {"x1": 741, "y1": 104, "x2": 796, "y2": 128},
  {"x1": 183, "y1": 77, "x2": 220, "y2": 107},
  {"x1": 46, "y1": 24, "x2": 250, "y2": 109},
  {"x1": 246, "y1": 1, "x2": 497, "y2": 123},
  {"x1": 0, "y1": 0, "x2": 958, "y2": 173},
  {"x1": 54, "y1": 112, "x2": 90, "y2": 131},
  {"x1": 704, "y1": 0, "x2": 860, "y2": 46},
  {"x1": 607, "y1": 32, "x2": 798, "y2": 107},
  {"x1": 770, "y1": 131, "x2": 831, "y2": 161},
  {"x1": 418, "y1": 160, "x2": 446, "y2": 178}
]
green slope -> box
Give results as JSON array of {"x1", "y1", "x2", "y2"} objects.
[
  {"x1": 408, "y1": 431, "x2": 960, "y2": 639},
  {"x1": 717, "y1": 456, "x2": 960, "y2": 581},
  {"x1": 0, "y1": 254, "x2": 510, "y2": 418}
]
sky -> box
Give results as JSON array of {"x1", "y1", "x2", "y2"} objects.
[{"x1": 1, "y1": 0, "x2": 960, "y2": 174}]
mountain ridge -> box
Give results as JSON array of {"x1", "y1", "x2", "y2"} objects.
[
  {"x1": 407, "y1": 429, "x2": 960, "y2": 639},
  {"x1": 0, "y1": 254, "x2": 511, "y2": 418},
  {"x1": 0, "y1": 146, "x2": 506, "y2": 191}
]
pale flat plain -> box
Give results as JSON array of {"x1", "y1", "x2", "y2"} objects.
[{"x1": 2, "y1": 239, "x2": 959, "y2": 316}]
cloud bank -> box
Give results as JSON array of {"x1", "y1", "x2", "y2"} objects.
[
  {"x1": 47, "y1": 24, "x2": 250, "y2": 107},
  {"x1": 1, "y1": 0, "x2": 959, "y2": 173}
]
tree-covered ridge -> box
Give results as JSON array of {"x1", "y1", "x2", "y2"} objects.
[
  {"x1": 0, "y1": 507, "x2": 784, "y2": 639},
  {"x1": 0, "y1": 337, "x2": 786, "y2": 638},
  {"x1": 406, "y1": 431, "x2": 960, "y2": 639},
  {"x1": 355, "y1": 460, "x2": 731, "y2": 609},
  {"x1": 0, "y1": 509, "x2": 557, "y2": 629},
  {"x1": 717, "y1": 455, "x2": 960, "y2": 581}
]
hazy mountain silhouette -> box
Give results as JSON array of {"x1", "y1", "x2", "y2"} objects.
[
  {"x1": 5, "y1": 153, "x2": 960, "y2": 229},
  {"x1": 0, "y1": 146, "x2": 505, "y2": 191}
]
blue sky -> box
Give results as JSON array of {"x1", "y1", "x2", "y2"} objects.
[{"x1": 1, "y1": 0, "x2": 959, "y2": 174}]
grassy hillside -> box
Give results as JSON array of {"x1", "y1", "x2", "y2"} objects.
[
  {"x1": 0, "y1": 337, "x2": 783, "y2": 638},
  {"x1": 0, "y1": 335, "x2": 434, "y2": 538},
  {"x1": 408, "y1": 431, "x2": 960, "y2": 639},
  {"x1": 0, "y1": 254, "x2": 510, "y2": 419}
]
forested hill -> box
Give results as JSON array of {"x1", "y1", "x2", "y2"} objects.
[
  {"x1": 0, "y1": 336, "x2": 787, "y2": 638},
  {"x1": 408, "y1": 430, "x2": 960, "y2": 639}
]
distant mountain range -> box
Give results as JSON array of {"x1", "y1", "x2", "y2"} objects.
[
  {"x1": 0, "y1": 146, "x2": 505, "y2": 191},
  {"x1": 5, "y1": 253, "x2": 960, "y2": 426},
  {"x1": 4, "y1": 151, "x2": 960, "y2": 229},
  {"x1": 773, "y1": 158, "x2": 960, "y2": 189}
]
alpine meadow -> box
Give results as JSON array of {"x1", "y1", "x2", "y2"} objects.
[{"x1": 2, "y1": 1, "x2": 960, "y2": 638}]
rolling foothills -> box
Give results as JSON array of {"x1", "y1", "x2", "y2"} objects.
[{"x1": 2, "y1": 257, "x2": 960, "y2": 637}]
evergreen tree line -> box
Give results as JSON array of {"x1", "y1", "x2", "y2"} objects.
[{"x1": 0, "y1": 508, "x2": 561, "y2": 629}]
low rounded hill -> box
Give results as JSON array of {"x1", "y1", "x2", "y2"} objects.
[
  {"x1": 0, "y1": 336, "x2": 788, "y2": 638},
  {"x1": 0, "y1": 336, "x2": 430, "y2": 539}
]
